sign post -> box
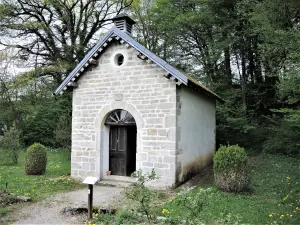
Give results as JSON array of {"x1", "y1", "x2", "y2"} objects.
[{"x1": 82, "y1": 176, "x2": 98, "y2": 220}]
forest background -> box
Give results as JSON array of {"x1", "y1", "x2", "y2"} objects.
[{"x1": 0, "y1": 0, "x2": 299, "y2": 156}]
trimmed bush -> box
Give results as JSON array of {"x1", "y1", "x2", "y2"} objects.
[
  {"x1": 214, "y1": 145, "x2": 250, "y2": 192},
  {"x1": 25, "y1": 143, "x2": 47, "y2": 175}
]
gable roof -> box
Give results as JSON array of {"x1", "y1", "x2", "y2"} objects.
[{"x1": 55, "y1": 27, "x2": 224, "y2": 102}]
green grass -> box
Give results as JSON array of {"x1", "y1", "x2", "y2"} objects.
[
  {"x1": 92, "y1": 154, "x2": 300, "y2": 224},
  {"x1": 161, "y1": 154, "x2": 300, "y2": 224},
  {"x1": 0, "y1": 208, "x2": 10, "y2": 216},
  {"x1": 0, "y1": 148, "x2": 83, "y2": 202},
  {"x1": 0, "y1": 147, "x2": 84, "y2": 224}
]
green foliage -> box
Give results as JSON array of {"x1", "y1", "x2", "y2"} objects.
[
  {"x1": 93, "y1": 210, "x2": 139, "y2": 225},
  {"x1": 162, "y1": 187, "x2": 213, "y2": 224},
  {"x1": 132, "y1": 0, "x2": 300, "y2": 156},
  {"x1": 0, "y1": 124, "x2": 22, "y2": 164},
  {"x1": 24, "y1": 143, "x2": 47, "y2": 175},
  {"x1": 54, "y1": 113, "x2": 72, "y2": 148},
  {"x1": 263, "y1": 109, "x2": 300, "y2": 155},
  {"x1": 214, "y1": 145, "x2": 250, "y2": 192},
  {"x1": 124, "y1": 169, "x2": 158, "y2": 222},
  {"x1": 216, "y1": 95, "x2": 267, "y2": 153},
  {"x1": 0, "y1": 61, "x2": 72, "y2": 149},
  {"x1": 0, "y1": 0, "x2": 133, "y2": 151},
  {"x1": 268, "y1": 177, "x2": 300, "y2": 224},
  {"x1": 21, "y1": 93, "x2": 72, "y2": 147},
  {"x1": 0, "y1": 0, "x2": 133, "y2": 83}
]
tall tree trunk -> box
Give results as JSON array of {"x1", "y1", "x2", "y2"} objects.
[
  {"x1": 224, "y1": 47, "x2": 232, "y2": 85},
  {"x1": 253, "y1": 37, "x2": 263, "y2": 83},
  {"x1": 247, "y1": 40, "x2": 255, "y2": 83},
  {"x1": 241, "y1": 49, "x2": 247, "y2": 113}
]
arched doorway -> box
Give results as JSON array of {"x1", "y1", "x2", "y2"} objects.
[{"x1": 105, "y1": 109, "x2": 137, "y2": 176}]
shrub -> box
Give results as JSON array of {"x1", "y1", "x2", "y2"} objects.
[
  {"x1": 213, "y1": 145, "x2": 250, "y2": 192},
  {"x1": 124, "y1": 169, "x2": 158, "y2": 222},
  {"x1": 25, "y1": 143, "x2": 47, "y2": 175},
  {"x1": 0, "y1": 124, "x2": 22, "y2": 164}
]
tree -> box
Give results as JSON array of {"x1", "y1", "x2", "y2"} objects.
[
  {"x1": 0, "y1": 0, "x2": 134, "y2": 149},
  {"x1": 0, "y1": 124, "x2": 22, "y2": 164},
  {"x1": 133, "y1": 0, "x2": 300, "y2": 153},
  {"x1": 0, "y1": 0, "x2": 133, "y2": 84},
  {"x1": 0, "y1": 48, "x2": 24, "y2": 130}
]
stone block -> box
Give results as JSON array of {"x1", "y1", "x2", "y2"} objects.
[
  {"x1": 89, "y1": 158, "x2": 96, "y2": 163},
  {"x1": 83, "y1": 163, "x2": 89, "y2": 170},
  {"x1": 154, "y1": 163, "x2": 169, "y2": 168},
  {"x1": 142, "y1": 162, "x2": 153, "y2": 167},
  {"x1": 161, "y1": 142, "x2": 176, "y2": 150},
  {"x1": 90, "y1": 163, "x2": 95, "y2": 171},
  {"x1": 136, "y1": 153, "x2": 147, "y2": 161},
  {"x1": 148, "y1": 151, "x2": 160, "y2": 156},
  {"x1": 154, "y1": 168, "x2": 165, "y2": 176},
  {"x1": 163, "y1": 156, "x2": 176, "y2": 164},
  {"x1": 157, "y1": 156, "x2": 163, "y2": 163},
  {"x1": 167, "y1": 128, "x2": 176, "y2": 141},
  {"x1": 72, "y1": 163, "x2": 81, "y2": 169},
  {"x1": 147, "y1": 129, "x2": 157, "y2": 136},
  {"x1": 148, "y1": 156, "x2": 157, "y2": 163},
  {"x1": 87, "y1": 171, "x2": 96, "y2": 177},
  {"x1": 114, "y1": 93, "x2": 123, "y2": 101},
  {"x1": 79, "y1": 170, "x2": 87, "y2": 177},
  {"x1": 82, "y1": 157, "x2": 88, "y2": 162},
  {"x1": 157, "y1": 129, "x2": 167, "y2": 136},
  {"x1": 169, "y1": 95, "x2": 176, "y2": 102},
  {"x1": 73, "y1": 157, "x2": 81, "y2": 163},
  {"x1": 75, "y1": 151, "x2": 83, "y2": 157},
  {"x1": 71, "y1": 170, "x2": 78, "y2": 177},
  {"x1": 146, "y1": 118, "x2": 163, "y2": 124},
  {"x1": 165, "y1": 115, "x2": 176, "y2": 128},
  {"x1": 158, "y1": 103, "x2": 174, "y2": 110},
  {"x1": 73, "y1": 96, "x2": 82, "y2": 105}
]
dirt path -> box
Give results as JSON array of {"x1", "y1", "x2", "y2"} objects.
[{"x1": 10, "y1": 186, "x2": 124, "y2": 225}]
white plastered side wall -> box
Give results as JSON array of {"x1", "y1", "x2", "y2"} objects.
[{"x1": 176, "y1": 86, "x2": 216, "y2": 183}]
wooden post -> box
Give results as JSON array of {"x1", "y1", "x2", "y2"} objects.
[
  {"x1": 82, "y1": 177, "x2": 98, "y2": 221},
  {"x1": 88, "y1": 184, "x2": 93, "y2": 220}
]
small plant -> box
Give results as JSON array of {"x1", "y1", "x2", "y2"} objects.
[
  {"x1": 124, "y1": 169, "x2": 158, "y2": 222},
  {"x1": 25, "y1": 143, "x2": 47, "y2": 175},
  {"x1": 214, "y1": 145, "x2": 250, "y2": 192},
  {"x1": 161, "y1": 187, "x2": 216, "y2": 224},
  {"x1": 214, "y1": 213, "x2": 243, "y2": 224},
  {"x1": 0, "y1": 124, "x2": 22, "y2": 164},
  {"x1": 268, "y1": 176, "x2": 300, "y2": 224}
]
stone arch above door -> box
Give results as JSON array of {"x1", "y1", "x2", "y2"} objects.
[
  {"x1": 94, "y1": 101, "x2": 144, "y2": 178},
  {"x1": 95, "y1": 101, "x2": 144, "y2": 129}
]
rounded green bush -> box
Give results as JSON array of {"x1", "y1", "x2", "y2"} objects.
[
  {"x1": 213, "y1": 145, "x2": 250, "y2": 192},
  {"x1": 25, "y1": 143, "x2": 47, "y2": 175}
]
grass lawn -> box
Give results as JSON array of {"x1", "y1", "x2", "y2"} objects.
[
  {"x1": 94, "y1": 154, "x2": 300, "y2": 224},
  {"x1": 0, "y1": 148, "x2": 83, "y2": 223},
  {"x1": 161, "y1": 154, "x2": 300, "y2": 224}
]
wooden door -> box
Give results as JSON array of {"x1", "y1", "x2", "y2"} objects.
[{"x1": 109, "y1": 126, "x2": 127, "y2": 176}]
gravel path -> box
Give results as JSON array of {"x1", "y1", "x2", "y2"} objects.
[{"x1": 11, "y1": 186, "x2": 124, "y2": 225}]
